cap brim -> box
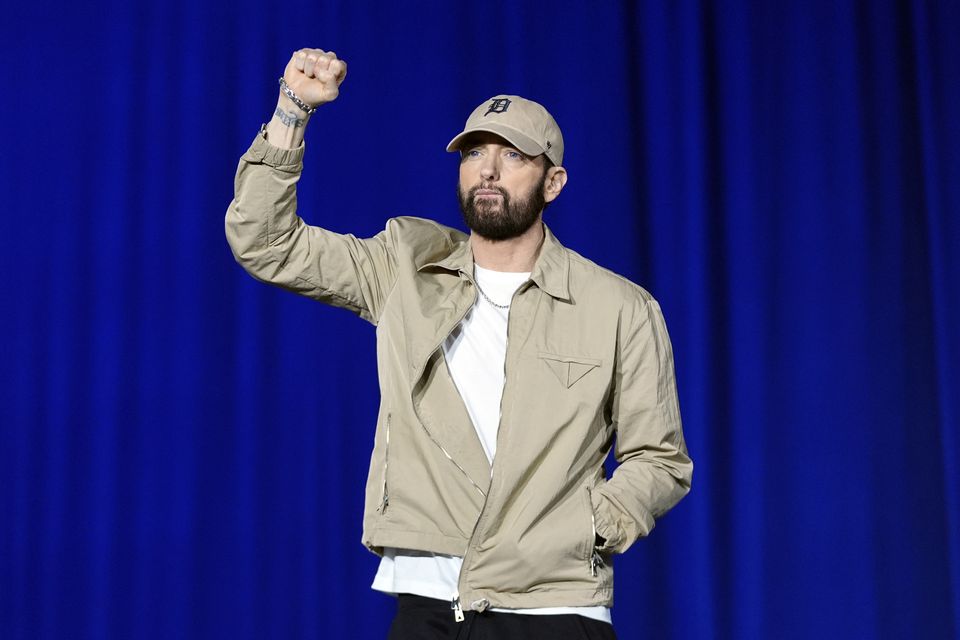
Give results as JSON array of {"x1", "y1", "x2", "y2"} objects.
[{"x1": 446, "y1": 123, "x2": 545, "y2": 158}]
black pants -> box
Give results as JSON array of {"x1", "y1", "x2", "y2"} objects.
[{"x1": 387, "y1": 594, "x2": 618, "y2": 640}]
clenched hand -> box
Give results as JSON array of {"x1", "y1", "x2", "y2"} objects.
[
  {"x1": 266, "y1": 47, "x2": 348, "y2": 149},
  {"x1": 284, "y1": 48, "x2": 348, "y2": 107}
]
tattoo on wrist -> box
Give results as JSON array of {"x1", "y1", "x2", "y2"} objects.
[{"x1": 274, "y1": 107, "x2": 306, "y2": 128}]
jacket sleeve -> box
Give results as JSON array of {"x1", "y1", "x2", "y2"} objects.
[
  {"x1": 225, "y1": 130, "x2": 397, "y2": 324},
  {"x1": 591, "y1": 293, "x2": 693, "y2": 554}
]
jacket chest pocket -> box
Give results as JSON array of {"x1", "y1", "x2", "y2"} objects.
[{"x1": 538, "y1": 351, "x2": 602, "y2": 389}]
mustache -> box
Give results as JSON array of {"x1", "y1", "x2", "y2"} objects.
[{"x1": 469, "y1": 183, "x2": 508, "y2": 198}]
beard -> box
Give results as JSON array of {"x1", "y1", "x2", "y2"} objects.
[{"x1": 457, "y1": 172, "x2": 547, "y2": 241}]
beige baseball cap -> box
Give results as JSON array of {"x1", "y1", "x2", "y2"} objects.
[{"x1": 446, "y1": 95, "x2": 564, "y2": 167}]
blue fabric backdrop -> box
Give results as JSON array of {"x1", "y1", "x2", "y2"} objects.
[{"x1": 2, "y1": 1, "x2": 958, "y2": 638}]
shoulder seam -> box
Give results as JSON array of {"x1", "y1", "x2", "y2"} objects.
[{"x1": 566, "y1": 251, "x2": 654, "y2": 301}]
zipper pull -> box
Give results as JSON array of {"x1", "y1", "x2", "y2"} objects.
[
  {"x1": 451, "y1": 594, "x2": 464, "y2": 622},
  {"x1": 590, "y1": 549, "x2": 604, "y2": 577}
]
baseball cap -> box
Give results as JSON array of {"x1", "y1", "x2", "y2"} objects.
[{"x1": 446, "y1": 95, "x2": 564, "y2": 167}]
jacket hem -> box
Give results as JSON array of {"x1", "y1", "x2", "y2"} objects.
[
  {"x1": 458, "y1": 587, "x2": 614, "y2": 610},
  {"x1": 363, "y1": 527, "x2": 469, "y2": 558}
]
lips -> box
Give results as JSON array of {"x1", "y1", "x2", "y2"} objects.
[{"x1": 473, "y1": 186, "x2": 505, "y2": 198}]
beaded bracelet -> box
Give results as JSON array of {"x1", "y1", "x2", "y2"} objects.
[{"x1": 278, "y1": 77, "x2": 318, "y2": 115}]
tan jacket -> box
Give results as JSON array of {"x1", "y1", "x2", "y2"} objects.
[{"x1": 226, "y1": 131, "x2": 692, "y2": 611}]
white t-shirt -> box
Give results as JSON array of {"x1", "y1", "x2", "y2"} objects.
[{"x1": 372, "y1": 264, "x2": 611, "y2": 624}]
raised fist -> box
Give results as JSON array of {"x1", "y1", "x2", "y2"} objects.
[{"x1": 283, "y1": 48, "x2": 348, "y2": 107}]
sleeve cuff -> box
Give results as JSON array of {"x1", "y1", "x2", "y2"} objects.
[
  {"x1": 240, "y1": 124, "x2": 305, "y2": 169},
  {"x1": 591, "y1": 493, "x2": 624, "y2": 553}
]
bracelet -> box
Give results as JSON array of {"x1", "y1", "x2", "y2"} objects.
[{"x1": 278, "y1": 77, "x2": 318, "y2": 115}]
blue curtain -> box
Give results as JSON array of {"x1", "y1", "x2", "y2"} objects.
[{"x1": 2, "y1": 1, "x2": 957, "y2": 638}]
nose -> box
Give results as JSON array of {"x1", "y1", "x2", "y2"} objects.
[{"x1": 479, "y1": 154, "x2": 499, "y2": 181}]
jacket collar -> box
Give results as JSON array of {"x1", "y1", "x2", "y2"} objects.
[
  {"x1": 530, "y1": 224, "x2": 571, "y2": 301},
  {"x1": 418, "y1": 223, "x2": 571, "y2": 301}
]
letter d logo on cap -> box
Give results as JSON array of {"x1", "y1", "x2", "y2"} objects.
[{"x1": 484, "y1": 98, "x2": 512, "y2": 116}]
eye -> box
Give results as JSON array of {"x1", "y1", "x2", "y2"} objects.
[{"x1": 505, "y1": 150, "x2": 523, "y2": 160}]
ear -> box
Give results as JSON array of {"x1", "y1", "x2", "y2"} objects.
[{"x1": 543, "y1": 166, "x2": 568, "y2": 203}]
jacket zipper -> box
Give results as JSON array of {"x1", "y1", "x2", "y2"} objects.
[
  {"x1": 456, "y1": 280, "x2": 529, "y2": 603},
  {"x1": 451, "y1": 594, "x2": 464, "y2": 622},
  {"x1": 428, "y1": 430, "x2": 486, "y2": 498},
  {"x1": 495, "y1": 282, "x2": 526, "y2": 438},
  {"x1": 414, "y1": 279, "x2": 486, "y2": 499}
]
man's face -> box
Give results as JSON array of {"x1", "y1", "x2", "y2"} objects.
[{"x1": 457, "y1": 133, "x2": 549, "y2": 241}]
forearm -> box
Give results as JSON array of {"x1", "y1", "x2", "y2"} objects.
[
  {"x1": 592, "y1": 445, "x2": 692, "y2": 553},
  {"x1": 265, "y1": 93, "x2": 311, "y2": 149},
  {"x1": 592, "y1": 296, "x2": 693, "y2": 554},
  {"x1": 227, "y1": 47, "x2": 386, "y2": 312},
  {"x1": 226, "y1": 130, "x2": 305, "y2": 272},
  {"x1": 226, "y1": 47, "x2": 345, "y2": 278},
  {"x1": 225, "y1": 129, "x2": 397, "y2": 323}
]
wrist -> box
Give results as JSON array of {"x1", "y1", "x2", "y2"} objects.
[
  {"x1": 273, "y1": 95, "x2": 310, "y2": 128},
  {"x1": 264, "y1": 94, "x2": 309, "y2": 150},
  {"x1": 279, "y1": 76, "x2": 319, "y2": 115}
]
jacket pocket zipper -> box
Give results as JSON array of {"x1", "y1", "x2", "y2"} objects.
[
  {"x1": 380, "y1": 413, "x2": 391, "y2": 513},
  {"x1": 590, "y1": 549, "x2": 604, "y2": 577},
  {"x1": 586, "y1": 488, "x2": 604, "y2": 577}
]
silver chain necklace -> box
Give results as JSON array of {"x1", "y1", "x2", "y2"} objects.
[{"x1": 474, "y1": 281, "x2": 511, "y2": 309}]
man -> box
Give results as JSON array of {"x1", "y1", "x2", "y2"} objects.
[{"x1": 226, "y1": 48, "x2": 692, "y2": 639}]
